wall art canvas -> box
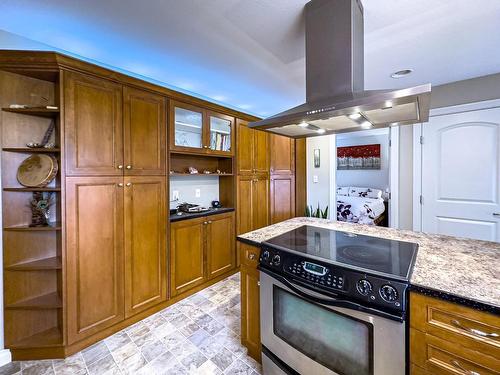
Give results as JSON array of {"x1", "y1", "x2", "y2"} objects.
[
  {"x1": 314, "y1": 149, "x2": 320, "y2": 168},
  {"x1": 337, "y1": 144, "x2": 381, "y2": 170}
]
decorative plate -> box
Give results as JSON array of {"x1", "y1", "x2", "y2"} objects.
[{"x1": 17, "y1": 154, "x2": 58, "y2": 187}]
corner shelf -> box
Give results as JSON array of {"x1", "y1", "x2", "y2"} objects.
[
  {"x1": 4, "y1": 223, "x2": 62, "y2": 232},
  {"x1": 6, "y1": 257, "x2": 62, "y2": 271},
  {"x1": 10, "y1": 327, "x2": 62, "y2": 349},
  {"x1": 5, "y1": 292, "x2": 62, "y2": 310},
  {"x1": 2, "y1": 107, "x2": 59, "y2": 118},
  {"x1": 2, "y1": 147, "x2": 60, "y2": 153},
  {"x1": 3, "y1": 187, "x2": 61, "y2": 192}
]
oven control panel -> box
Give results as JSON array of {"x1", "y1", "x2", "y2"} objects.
[{"x1": 287, "y1": 260, "x2": 345, "y2": 290}]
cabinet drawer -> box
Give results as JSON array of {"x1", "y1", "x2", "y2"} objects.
[
  {"x1": 240, "y1": 243, "x2": 260, "y2": 268},
  {"x1": 410, "y1": 292, "x2": 500, "y2": 357},
  {"x1": 411, "y1": 329, "x2": 500, "y2": 375}
]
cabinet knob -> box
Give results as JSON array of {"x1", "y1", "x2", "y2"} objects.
[
  {"x1": 203, "y1": 221, "x2": 208, "y2": 225},
  {"x1": 257, "y1": 281, "x2": 261, "y2": 287},
  {"x1": 248, "y1": 253, "x2": 256, "y2": 260},
  {"x1": 126, "y1": 182, "x2": 132, "y2": 187},
  {"x1": 126, "y1": 165, "x2": 132, "y2": 169},
  {"x1": 203, "y1": 145, "x2": 208, "y2": 149},
  {"x1": 208, "y1": 220, "x2": 212, "y2": 224},
  {"x1": 118, "y1": 165, "x2": 123, "y2": 169},
  {"x1": 118, "y1": 183, "x2": 123, "y2": 187}
]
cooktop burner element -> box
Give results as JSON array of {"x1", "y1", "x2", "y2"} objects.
[{"x1": 262, "y1": 225, "x2": 418, "y2": 280}]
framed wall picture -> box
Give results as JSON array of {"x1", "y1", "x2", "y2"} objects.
[
  {"x1": 337, "y1": 144, "x2": 381, "y2": 170},
  {"x1": 314, "y1": 149, "x2": 320, "y2": 168}
]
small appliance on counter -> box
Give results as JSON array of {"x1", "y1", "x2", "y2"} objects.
[
  {"x1": 175, "y1": 202, "x2": 210, "y2": 215},
  {"x1": 211, "y1": 200, "x2": 222, "y2": 208}
]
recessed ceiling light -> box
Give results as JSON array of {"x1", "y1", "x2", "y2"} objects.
[
  {"x1": 349, "y1": 113, "x2": 362, "y2": 120},
  {"x1": 298, "y1": 122, "x2": 309, "y2": 128},
  {"x1": 360, "y1": 121, "x2": 373, "y2": 129},
  {"x1": 391, "y1": 69, "x2": 413, "y2": 79},
  {"x1": 317, "y1": 128, "x2": 326, "y2": 134},
  {"x1": 384, "y1": 101, "x2": 393, "y2": 108}
]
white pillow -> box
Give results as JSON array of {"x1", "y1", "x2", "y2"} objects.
[
  {"x1": 349, "y1": 187, "x2": 382, "y2": 199},
  {"x1": 336, "y1": 186, "x2": 349, "y2": 196}
]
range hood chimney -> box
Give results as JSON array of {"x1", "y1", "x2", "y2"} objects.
[{"x1": 249, "y1": 0, "x2": 431, "y2": 138}]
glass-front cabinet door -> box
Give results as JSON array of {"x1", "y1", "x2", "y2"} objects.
[
  {"x1": 170, "y1": 101, "x2": 234, "y2": 155},
  {"x1": 171, "y1": 102, "x2": 204, "y2": 152},
  {"x1": 208, "y1": 111, "x2": 234, "y2": 156}
]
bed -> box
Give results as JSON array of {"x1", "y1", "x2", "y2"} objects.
[{"x1": 336, "y1": 187, "x2": 387, "y2": 225}]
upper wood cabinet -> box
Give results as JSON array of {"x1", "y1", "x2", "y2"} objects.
[
  {"x1": 237, "y1": 119, "x2": 269, "y2": 175},
  {"x1": 270, "y1": 134, "x2": 295, "y2": 175},
  {"x1": 124, "y1": 176, "x2": 167, "y2": 317},
  {"x1": 65, "y1": 71, "x2": 166, "y2": 176},
  {"x1": 65, "y1": 71, "x2": 123, "y2": 176},
  {"x1": 66, "y1": 177, "x2": 125, "y2": 344},
  {"x1": 207, "y1": 212, "x2": 235, "y2": 279},
  {"x1": 170, "y1": 100, "x2": 234, "y2": 156},
  {"x1": 123, "y1": 87, "x2": 166, "y2": 175}
]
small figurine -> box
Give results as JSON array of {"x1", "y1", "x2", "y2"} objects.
[
  {"x1": 29, "y1": 192, "x2": 55, "y2": 227},
  {"x1": 188, "y1": 167, "x2": 199, "y2": 174}
]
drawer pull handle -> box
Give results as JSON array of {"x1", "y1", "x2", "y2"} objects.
[
  {"x1": 451, "y1": 320, "x2": 499, "y2": 338},
  {"x1": 248, "y1": 253, "x2": 256, "y2": 260},
  {"x1": 450, "y1": 360, "x2": 480, "y2": 375}
]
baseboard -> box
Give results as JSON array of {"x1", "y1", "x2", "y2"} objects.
[{"x1": 0, "y1": 348, "x2": 12, "y2": 367}]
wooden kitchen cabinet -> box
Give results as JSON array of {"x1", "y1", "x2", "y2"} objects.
[
  {"x1": 270, "y1": 174, "x2": 295, "y2": 224},
  {"x1": 410, "y1": 292, "x2": 500, "y2": 375},
  {"x1": 237, "y1": 175, "x2": 269, "y2": 235},
  {"x1": 123, "y1": 87, "x2": 166, "y2": 175},
  {"x1": 270, "y1": 134, "x2": 295, "y2": 175},
  {"x1": 124, "y1": 176, "x2": 167, "y2": 317},
  {"x1": 170, "y1": 212, "x2": 236, "y2": 297},
  {"x1": 240, "y1": 243, "x2": 261, "y2": 362},
  {"x1": 207, "y1": 212, "x2": 235, "y2": 279},
  {"x1": 66, "y1": 177, "x2": 125, "y2": 344},
  {"x1": 237, "y1": 119, "x2": 269, "y2": 176},
  {"x1": 170, "y1": 100, "x2": 234, "y2": 156},
  {"x1": 65, "y1": 71, "x2": 123, "y2": 176}
]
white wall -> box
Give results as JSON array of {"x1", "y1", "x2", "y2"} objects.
[
  {"x1": 336, "y1": 130, "x2": 390, "y2": 192},
  {"x1": 306, "y1": 135, "x2": 333, "y2": 213},
  {"x1": 169, "y1": 176, "x2": 220, "y2": 209}
]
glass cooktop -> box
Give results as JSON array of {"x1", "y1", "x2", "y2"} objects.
[{"x1": 262, "y1": 225, "x2": 418, "y2": 280}]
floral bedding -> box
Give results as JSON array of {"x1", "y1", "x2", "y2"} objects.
[{"x1": 337, "y1": 196, "x2": 385, "y2": 225}]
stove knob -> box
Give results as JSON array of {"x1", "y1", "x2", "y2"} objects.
[
  {"x1": 262, "y1": 250, "x2": 270, "y2": 261},
  {"x1": 272, "y1": 254, "x2": 281, "y2": 265},
  {"x1": 379, "y1": 285, "x2": 398, "y2": 302},
  {"x1": 356, "y1": 279, "x2": 373, "y2": 296}
]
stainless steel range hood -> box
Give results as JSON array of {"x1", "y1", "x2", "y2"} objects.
[{"x1": 249, "y1": 0, "x2": 431, "y2": 138}]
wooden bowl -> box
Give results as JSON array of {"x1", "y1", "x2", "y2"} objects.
[{"x1": 17, "y1": 154, "x2": 58, "y2": 187}]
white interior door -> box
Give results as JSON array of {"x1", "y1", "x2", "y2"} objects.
[{"x1": 421, "y1": 106, "x2": 500, "y2": 242}]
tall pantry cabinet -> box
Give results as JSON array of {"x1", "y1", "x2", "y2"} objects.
[{"x1": 64, "y1": 71, "x2": 167, "y2": 343}]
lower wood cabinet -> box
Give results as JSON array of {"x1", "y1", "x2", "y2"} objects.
[
  {"x1": 237, "y1": 176, "x2": 269, "y2": 235},
  {"x1": 239, "y1": 242, "x2": 261, "y2": 362},
  {"x1": 410, "y1": 292, "x2": 500, "y2": 375},
  {"x1": 170, "y1": 212, "x2": 235, "y2": 297},
  {"x1": 124, "y1": 177, "x2": 167, "y2": 317},
  {"x1": 66, "y1": 176, "x2": 167, "y2": 344}
]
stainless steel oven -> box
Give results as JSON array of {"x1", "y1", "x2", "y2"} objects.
[{"x1": 260, "y1": 271, "x2": 406, "y2": 375}]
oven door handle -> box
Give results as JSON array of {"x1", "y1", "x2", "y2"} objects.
[{"x1": 261, "y1": 268, "x2": 404, "y2": 322}]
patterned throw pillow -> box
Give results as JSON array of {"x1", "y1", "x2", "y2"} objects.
[{"x1": 336, "y1": 186, "x2": 349, "y2": 196}]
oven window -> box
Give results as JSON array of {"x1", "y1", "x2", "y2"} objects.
[{"x1": 273, "y1": 286, "x2": 373, "y2": 375}]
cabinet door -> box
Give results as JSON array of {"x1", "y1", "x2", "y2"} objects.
[
  {"x1": 66, "y1": 177, "x2": 124, "y2": 344},
  {"x1": 253, "y1": 130, "x2": 269, "y2": 175},
  {"x1": 123, "y1": 87, "x2": 166, "y2": 175},
  {"x1": 207, "y1": 111, "x2": 235, "y2": 156},
  {"x1": 170, "y1": 101, "x2": 205, "y2": 153},
  {"x1": 207, "y1": 212, "x2": 235, "y2": 279},
  {"x1": 237, "y1": 119, "x2": 254, "y2": 175},
  {"x1": 124, "y1": 176, "x2": 167, "y2": 317},
  {"x1": 65, "y1": 71, "x2": 123, "y2": 176},
  {"x1": 237, "y1": 176, "x2": 254, "y2": 235},
  {"x1": 170, "y1": 217, "x2": 206, "y2": 296},
  {"x1": 253, "y1": 177, "x2": 269, "y2": 230},
  {"x1": 270, "y1": 175, "x2": 295, "y2": 224},
  {"x1": 270, "y1": 134, "x2": 295, "y2": 175},
  {"x1": 241, "y1": 262, "x2": 261, "y2": 362}
]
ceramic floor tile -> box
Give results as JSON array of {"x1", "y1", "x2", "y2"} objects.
[{"x1": 0, "y1": 274, "x2": 260, "y2": 375}]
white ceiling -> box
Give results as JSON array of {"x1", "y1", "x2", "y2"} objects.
[{"x1": 0, "y1": 0, "x2": 499, "y2": 117}]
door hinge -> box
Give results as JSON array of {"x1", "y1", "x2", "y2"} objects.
[
  {"x1": 419, "y1": 195, "x2": 423, "y2": 205},
  {"x1": 389, "y1": 139, "x2": 392, "y2": 147},
  {"x1": 420, "y1": 136, "x2": 424, "y2": 145}
]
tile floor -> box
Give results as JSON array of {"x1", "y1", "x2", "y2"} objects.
[{"x1": 0, "y1": 273, "x2": 262, "y2": 375}]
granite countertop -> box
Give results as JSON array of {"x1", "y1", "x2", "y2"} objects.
[
  {"x1": 170, "y1": 207, "x2": 234, "y2": 222},
  {"x1": 237, "y1": 217, "x2": 500, "y2": 312}
]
